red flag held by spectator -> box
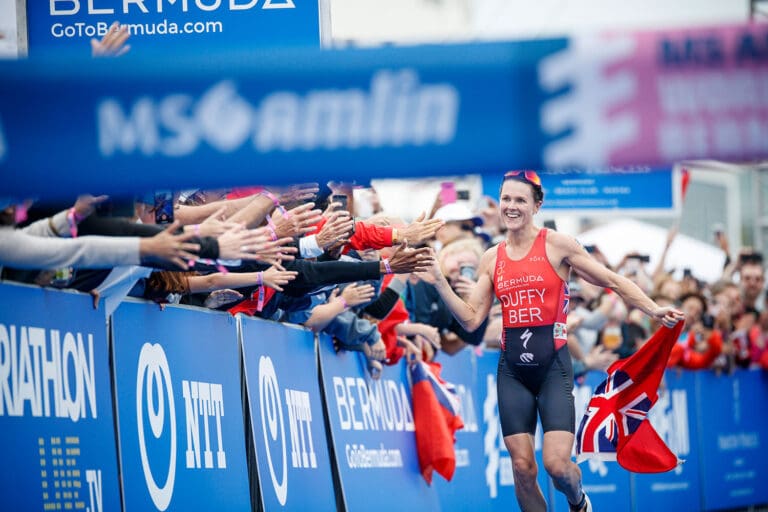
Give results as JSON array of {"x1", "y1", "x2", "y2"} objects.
[
  {"x1": 576, "y1": 322, "x2": 684, "y2": 473},
  {"x1": 410, "y1": 360, "x2": 464, "y2": 484}
]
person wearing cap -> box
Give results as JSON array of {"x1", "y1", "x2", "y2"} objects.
[
  {"x1": 424, "y1": 170, "x2": 684, "y2": 512},
  {"x1": 432, "y1": 202, "x2": 484, "y2": 250}
]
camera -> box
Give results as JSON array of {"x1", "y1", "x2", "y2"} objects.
[
  {"x1": 702, "y1": 313, "x2": 715, "y2": 330},
  {"x1": 331, "y1": 194, "x2": 355, "y2": 234},
  {"x1": 459, "y1": 264, "x2": 477, "y2": 281}
]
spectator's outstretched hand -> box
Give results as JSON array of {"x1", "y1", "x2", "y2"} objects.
[
  {"x1": 338, "y1": 282, "x2": 375, "y2": 307},
  {"x1": 139, "y1": 221, "x2": 200, "y2": 269},
  {"x1": 203, "y1": 289, "x2": 243, "y2": 309},
  {"x1": 261, "y1": 264, "x2": 298, "y2": 292},
  {"x1": 386, "y1": 241, "x2": 433, "y2": 274},
  {"x1": 275, "y1": 183, "x2": 320, "y2": 209},
  {"x1": 272, "y1": 202, "x2": 322, "y2": 238},
  {"x1": 195, "y1": 206, "x2": 243, "y2": 238},
  {"x1": 216, "y1": 226, "x2": 297, "y2": 262},
  {"x1": 91, "y1": 22, "x2": 130, "y2": 57},
  {"x1": 398, "y1": 212, "x2": 444, "y2": 245},
  {"x1": 316, "y1": 210, "x2": 354, "y2": 249},
  {"x1": 72, "y1": 194, "x2": 109, "y2": 219}
]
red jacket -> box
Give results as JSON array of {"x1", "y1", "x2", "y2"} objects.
[{"x1": 311, "y1": 217, "x2": 394, "y2": 253}]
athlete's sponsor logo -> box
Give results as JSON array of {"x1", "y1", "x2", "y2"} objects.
[
  {"x1": 519, "y1": 328, "x2": 533, "y2": 349},
  {"x1": 519, "y1": 352, "x2": 535, "y2": 364}
]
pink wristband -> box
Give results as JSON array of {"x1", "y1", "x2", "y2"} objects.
[
  {"x1": 338, "y1": 296, "x2": 349, "y2": 310},
  {"x1": 66, "y1": 208, "x2": 78, "y2": 238},
  {"x1": 193, "y1": 224, "x2": 201, "y2": 236},
  {"x1": 256, "y1": 271, "x2": 264, "y2": 286},
  {"x1": 265, "y1": 214, "x2": 279, "y2": 241},
  {"x1": 264, "y1": 191, "x2": 288, "y2": 217},
  {"x1": 382, "y1": 257, "x2": 392, "y2": 274}
]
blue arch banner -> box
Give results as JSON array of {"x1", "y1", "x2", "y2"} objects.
[
  {"x1": 3, "y1": 23, "x2": 768, "y2": 200},
  {"x1": 111, "y1": 301, "x2": 250, "y2": 511},
  {"x1": 239, "y1": 316, "x2": 336, "y2": 511}
]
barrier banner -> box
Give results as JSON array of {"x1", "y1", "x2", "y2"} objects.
[
  {"x1": 482, "y1": 167, "x2": 680, "y2": 217},
  {"x1": 697, "y1": 369, "x2": 768, "y2": 510},
  {"x1": 0, "y1": 39, "x2": 565, "y2": 200},
  {"x1": 568, "y1": 370, "x2": 631, "y2": 512},
  {"x1": 239, "y1": 317, "x2": 335, "y2": 511},
  {"x1": 111, "y1": 301, "x2": 250, "y2": 511},
  {"x1": 316, "y1": 333, "x2": 440, "y2": 511},
  {"x1": 26, "y1": 0, "x2": 320, "y2": 57},
  {"x1": 634, "y1": 370, "x2": 701, "y2": 511},
  {"x1": 538, "y1": 23, "x2": 768, "y2": 169},
  {"x1": 474, "y1": 350, "x2": 552, "y2": 511},
  {"x1": 0, "y1": 283, "x2": 120, "y2": 512},
  {"x1": 432, "y1": 348, "x2": 487, "y2": 511}
]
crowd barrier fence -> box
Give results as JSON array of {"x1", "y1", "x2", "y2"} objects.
[{"x1": 1, "y1": 282, "x2": 766, "y2": 511}]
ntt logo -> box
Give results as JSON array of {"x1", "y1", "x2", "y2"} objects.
[{"x1": 96, "y1": 70, "x2": 460, "y2": 158}]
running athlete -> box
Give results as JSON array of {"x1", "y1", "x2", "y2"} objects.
[{"x1": 426, "y1": 170, "x2": 684, "y2": 512}]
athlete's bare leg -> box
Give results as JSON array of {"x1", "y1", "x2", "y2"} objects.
[
  {"x1": 542, "y1": 431, "x2": 586, "y2": 508},
  {"x1": 504, "y1": 433, "x2": 547, "y2": 512}
]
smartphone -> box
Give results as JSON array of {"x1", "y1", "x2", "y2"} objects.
[
  {"x1": 440, "y1": 182, "x2": 457, "y2": 205},
  {"x1": 331, "y1": 194, "x2": 355, "y2": 233},
  {"x1": 154, "y1": 190, "x2": 174, "y2": 225},
  {"x1": 456, "y1": 189, "x2": 470, "y2": 201}
]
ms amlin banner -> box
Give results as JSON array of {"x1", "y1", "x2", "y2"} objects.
[
  {"x1": 111, "y1": 300, "x2": 250, "y2": 511},
  {"x1": 0, "y1": 282, "x2": 120, "y2": 512},
  {"x1": 25, "y1": 0, "x2": 321, "y2": 57}
]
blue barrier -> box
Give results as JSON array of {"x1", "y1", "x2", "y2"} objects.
[
  {"x1": 635, "y1": 369, "x2": 702, "y2": 511},
  {"x1": 697, "y1": 369, "x2": 768, "y2": 510},
  {"x1": 0, "y1": 282, "x2": 121, "y2": 512},
  {"x1": 239, "y1": 316, "x2": 336, "y2": 511},
  {"x1": 316, "y1": 332, "x2": 441, "y2": 511},
  {"x1": 572, "y1": 371, "x2": 632, "y2": 512},
  {"x1": 432, "y1": 348, "x2": 488, "y2": 511},
  {"x1": 2, "y1": 285, "x2": 768, "y2": 511},
  {"x1": 111, "y1": 301, "x2": 250, "y2": 511}
]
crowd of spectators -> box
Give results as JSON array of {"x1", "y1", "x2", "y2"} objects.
[{"x1": 3, "y1": 176, "x2": 766, "y2": 382}]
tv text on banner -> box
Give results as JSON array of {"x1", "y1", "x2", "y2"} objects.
[{"x1": 0, "y1": 283, "x2": 120, "y2": 512}]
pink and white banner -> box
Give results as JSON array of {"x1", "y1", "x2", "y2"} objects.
[{"x1": 540, "y1": 23, "x2": 768, "y2": 168}]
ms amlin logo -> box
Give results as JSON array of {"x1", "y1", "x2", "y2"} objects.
[{"x1": 136, "y1": 343, "x2": 177, "y2": 511}]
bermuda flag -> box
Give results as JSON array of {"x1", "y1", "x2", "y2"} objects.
[
  {"x1": 576, "y1": 322, "x2": 684, "y2": 473},
  {"x1": 410, "y1": 360, "x2": 464, "y2": 484}
]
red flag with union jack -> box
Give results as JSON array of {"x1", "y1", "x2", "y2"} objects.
[{"x1": 576, "y1": 322, "x2": 684, "y2": 473}]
